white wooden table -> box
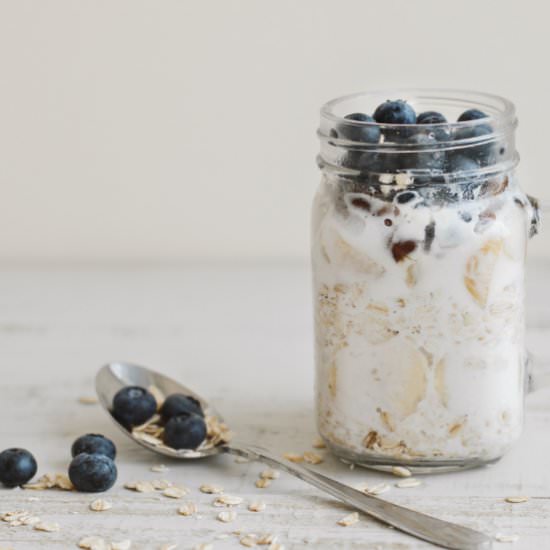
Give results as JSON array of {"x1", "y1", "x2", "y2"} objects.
[{"x1": 0, "y1": 262, "x2": 549, "y2": 549}]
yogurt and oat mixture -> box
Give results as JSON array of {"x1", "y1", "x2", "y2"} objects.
[{"x1": 313, "y1": 97, "x2": 534, "y2": 464}]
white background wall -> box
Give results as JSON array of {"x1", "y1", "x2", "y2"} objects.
[{"x1": 0, "y1": 0, "x2": 547, "y2": 262}]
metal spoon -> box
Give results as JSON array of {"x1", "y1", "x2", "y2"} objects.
[{"x1": 96, "y1": 361, "x2": 492, "y2": 550}]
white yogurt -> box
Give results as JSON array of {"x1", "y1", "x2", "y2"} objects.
[{"x1": 312, "y1": 175, "x2": 530, "y2": 463}]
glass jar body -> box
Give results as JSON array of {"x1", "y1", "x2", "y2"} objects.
[{"x1": 312, "y1": 167, "x2": 532, "y2": 468}]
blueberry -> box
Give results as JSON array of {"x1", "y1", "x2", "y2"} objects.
[
  {"x1": 160, "y1": 394, "x2": 204, "y2": 422},
  {"x1": 457, "y1": 109, "x2": 488, "y2": 122},
  {"x1": 417, "y1": 111, "x2": 447, "y2": 124},
  {"x1": 357, "y1": 151, "x2": 402, "y2": 175},
  {"x1": 163, "y1": 412, "x2": 207, "y2": 450},
  {"x1": 447, "y1": 154, "x2": 480, "y2": 173},
  {"x1": 373, "y1": 100, "x2": 416, "y2": 141},
  {"x1": 71, "y1": 434, "x2": 116, "y2": 460},
  {"x1": 404, "y1": 132, "x2": 445, "y2": 172},
  {"x1": 416, "y1": 111, "x2": 450, "y2": 142},
  {"x1": 396, "y1": 191, "x2": 417, "y2": 204},
  {"x1": 452, "y1": 123, "x2": 494, "y2": 166},
  {"x1": 0, "y1": 448, "x2": 37, "y2": 487},
  {"x1": 374, "y1": 100, "x2": 416, "y2": 125},
  {"x1": 112, "y1": 386, "x2": 157, "y2": 429},
  {"x1": 338, "y1": 113, "x2": 381, "y2": 143},
  {"x1": 68, "y1": 453, "x2": 117, "y2": 493}
]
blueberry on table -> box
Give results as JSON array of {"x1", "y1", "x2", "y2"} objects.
[
  {"x1": 69, "y1": 453, "x2": 117, "y2": 492},
  {"x1": 160, "y1": 394, "x2": 204, "y2": 422},
  {"x1": 0, "y1": 448, "x2": 37, "y2": 487},
  {"x1": 112, "y1": 386, "x2": 157, "y2": 429},
  {"x1": 163, "y1": 412, "x2": 207, "y2": 450},
  {"x1": 338, "y1": 113, "x2": 381, "y2": 143},
  {"x1": 71, "y1": 434, "x2": 116, "y2": 460},
  {"x1": 416, "y1": 111, "x2": 447, "y2": 124},
  {"x1": 457, "y1": 108, "x2": 488, "y2": 122}
]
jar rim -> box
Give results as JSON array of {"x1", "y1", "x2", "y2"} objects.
[{"x1": 320, "y1": 88, "x2": 517, "y2": 132}]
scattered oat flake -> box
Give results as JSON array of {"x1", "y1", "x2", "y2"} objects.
[
  {"x1": 136, "y1": 481, "x2": 156, "y2": 492},
  {"x1": 260, "y1": 469, "x2": 280, "y2": 480},
  {"x1": 495, "y1": 533, "x2": 519, "y2": 543},
  {"x1": 111, "y1": 541, "x2": 132, "y2": 550},
  {"x1": 391, "y1": 466, "x2": 412, "y2": 478},
  {"x1": 178, "y1": 502, "x2": 198, "y2": 516},
  {"x1": 268, "y1": 544, "x2": 284, "y2": 550},
  {"x1": 505, "y1": 496, "x2": 529, "y2": 503},
  {"x1": 396, "y1": 478, "x2": 422, "y2": 488},
  {"x1": 148, "y1": 385, "x2": 165, "y2": 408},
  {"x1": 240, "y1": 535, "x2": 258, "y2": 547},
  {"x1": 366, "y1": 483, "x2": 390, "y2": 495},
  {"x1": 312, "y1": 437, "x2": 326, "y2": 449},
  {"x1": 214, "y1": 494, "x2": 243, "y2": 506},
  {"x1": 34, "y1": 521, "x2": 60, "y2": 532},
  {"x1": 282, "y1": 452, "x2": 303, "y2": 463},
  {"x1": 152, "y1": 479, "x2": 174, "y2": 490},
  {"x1": 79, "y1": 536, "x2": 110, "y2": 550},
  {"x1": 338, "y1": 512, "x2": 359, "y2": 526},
  {"x1": 248, "y1": 501, "x2": 266, "y2": 512},
  {"x1": 23, "y1": 472, "x2": 73, "y2": 491},
  {"x1": 217, "y1": 509, "x2": 237, "y2": 523},
  {"x1": 257, "y1": 533, "x2": 276, "y2": 545},
  {"x1": 234, "y1": 456, "x2": 250, "y2": 464},
  {"x1": 255, "y1": 478, "x2": 271, "y2": 489},
  {"x1": 200, "y1": 484, "x2": 223, "y2": 494},
  {"x1": 21, "y1": 515, "x2": 41, "y2": 525},
  {"x1": 89, "y1": 499, "x2": 112, "y2": 511},
  {"x1": 160, "y1": 545, "x2": 178, "y2": 550},
  {"x1": 150, "y1": 464, "x2": 170, "y2": 473},
  {"x1": 78, "y1": 396, "x2": 98, "y2": 404},
  {"x1": 193, "y1": 544, "x2": 213, "y2": 550},
  {"x1": 303, "y1": 451, "x2": 323, "y2": 464},
  {"x1": 163, "y1": 487, "x2": 187, "y2": 499}
]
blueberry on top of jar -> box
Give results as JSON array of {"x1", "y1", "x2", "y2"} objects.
[
  {"x1": 338, "y1": 113, "x2": 381, "y2": 144},
  {"x1": 416, "y1": 110, "x2": 450, "y2": 142},
  {"x1": 416, "y1": 111, "x2": 447, "y2": 125},
  {"x1": 374, "y1": 100, "x2": 416, "y2": 125},
  {"x1": 447, "y1": 154, "x2": 480, "y2": 173},
  {"x1": 373, "y1": 100, "x2": 416, "y2": 141},
  {"x1": 457, "y1": 108, "x2": 488, "y2": 122},
  {"x1": 404, "y1": 132, "x2": 446, "y2": 171}
]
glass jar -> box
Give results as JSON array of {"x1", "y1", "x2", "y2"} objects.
[{"x1": 312, "y1": 90, "x2": 540, "y2": 471}]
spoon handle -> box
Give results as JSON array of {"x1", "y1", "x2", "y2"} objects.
[{"x1": 225, "y1": 443, "x2": 492, "y2": 550}]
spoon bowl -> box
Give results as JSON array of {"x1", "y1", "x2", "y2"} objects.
[{"x1": 95, "y1": 362, "x2": 224, "y2": 459}]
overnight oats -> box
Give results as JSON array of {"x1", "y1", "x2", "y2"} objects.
[{"x1": 312, "y1": 90, "x2": 539, "y2": 469}]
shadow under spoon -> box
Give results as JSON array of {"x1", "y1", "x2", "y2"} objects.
[{"x1": 96, "y1": 361, "x2": 492, "y2": 550}]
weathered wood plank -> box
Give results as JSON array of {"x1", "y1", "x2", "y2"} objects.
[{"x1": 0, "y1": 263, "x2": 548, "y2": 549}]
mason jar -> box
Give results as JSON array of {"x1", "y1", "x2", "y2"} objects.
[{"x1": 312, "y1": 90, "x2": 541, "y2": 471}]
